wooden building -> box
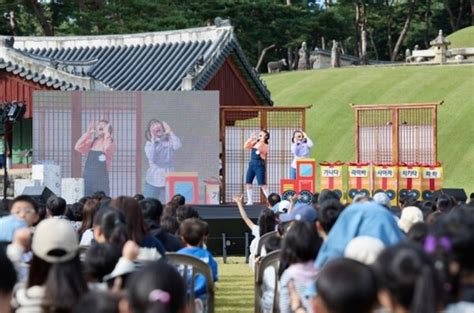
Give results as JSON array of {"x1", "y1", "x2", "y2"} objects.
[{"x1": 0, "y1": 21, "x2": 272, "y2": 167}]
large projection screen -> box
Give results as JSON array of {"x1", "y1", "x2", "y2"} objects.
[{"x1": 33, "y1": 91, "x2": 219, "y2": 204}]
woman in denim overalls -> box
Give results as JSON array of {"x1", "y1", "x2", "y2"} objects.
[{"x1": 244, "y1": 130, "x2": 270, "y2": 205}]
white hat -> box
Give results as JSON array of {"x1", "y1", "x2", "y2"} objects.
[
  {"x1": 398, "y1": 206, "x2": 424, "y2": 233},
  {"x1": 32, "y1": 218, "x2": 79, "y2": 263},
  {"x1": 344, "y1": 236, "x2": 385, "y2": 265}
]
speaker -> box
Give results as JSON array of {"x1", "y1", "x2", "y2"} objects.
[
  {"x1": 433, "y1": 188, "x2": 467, "y2": 203},
  {"x1": 21, "y1": 186, "x2": 55, "y2": 208}
]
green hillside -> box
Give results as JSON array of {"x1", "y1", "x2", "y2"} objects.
[
  {"x1": 447, "y1": 26, "x2": 474, "y2": 48},
  {"x1": 263, "y1": 65, "x2": 474, "y2": 193}
]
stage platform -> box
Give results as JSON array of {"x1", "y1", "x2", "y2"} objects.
[{"x1": 194, "y1": 204, "x2": 266, "y2": 219}]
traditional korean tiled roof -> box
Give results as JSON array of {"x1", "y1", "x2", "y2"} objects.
[{"x1": 1, "y1": 22, "x2": 272, "y2": 104}]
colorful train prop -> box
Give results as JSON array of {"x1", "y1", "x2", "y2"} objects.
[{"x1": 279, "y1": 159, "x2": 443, "y2": 205}]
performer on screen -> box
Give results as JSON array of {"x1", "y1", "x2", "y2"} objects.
[
  {"x1": 244, "y1": 129, "x2": 270, "y2": 205},
  {"x1": 290, "y1": 130, "x2": 313, "y2": 179},
  {"x1": 75, "y1": 120, "x2": 116, "y2": 196},
  {"x1": 144, "y1": 119, "x2": 182, "y2": 202}
]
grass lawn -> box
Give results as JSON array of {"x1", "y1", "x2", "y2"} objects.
[
  {"x1": 216, "y1": 257, "x2": 254, "y2": 313},
  {"x1": 263, "y1": 64, "x2": 474, "y2": 193},
  {"x1": 447, "y1": 26, "x2": 474, "y2": 48}
]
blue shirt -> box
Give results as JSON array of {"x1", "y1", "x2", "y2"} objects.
[
  {"x1": 177, "y1": 246, "x2": 218, "y2": 297},
  {"x1": 0, "y1": 215, "x2": 28, "y2": 242}
]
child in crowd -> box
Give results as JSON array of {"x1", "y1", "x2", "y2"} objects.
[
  {"x1": 279, "y1": 222, "x2": 321, "y2": 313},
  {"x1": 234, "y1": 194, "x2": 276, "y2": 271},
  {"x1": 311, "y1": 258, "x2": 377, "y2": 313},
  {"x1": 11, "y1": 218, "x2": 88, "y2": 312},
  {"x1": 373, "y1": 242, "x2": 442, "y2": 313},
  {"x1": 177, "y1": 218, "x2": 218, "y2": 305},
  {"x1": 126, "y1": 261, "x2": 188, "y2": 313},
  {"x1": 0, "y1": 195, "x2": 39, "y2": 243},
  {"x1": 79, "y1": 199, "x2": 100, "y2": 246}
]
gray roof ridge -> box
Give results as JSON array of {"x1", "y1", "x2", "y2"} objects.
[
  {"x1": 0, "y1": 43, "x2": 101, "y2": 90},
  {"x1": 7, "y1": 25, "x2": 232, "y2": 51}
]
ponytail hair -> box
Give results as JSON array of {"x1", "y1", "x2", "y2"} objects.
[
  {"x1": 93, "y1": 208, "x2": 129, "y2": 248},
  {"x1": 374, "y1": 243, "x2": 441, "y2": 313}
]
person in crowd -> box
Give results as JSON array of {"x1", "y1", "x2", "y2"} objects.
[
  {"x1": 373, "y1": 242, "x2": 442, "y2": 313},
  {"x1": 316, "y1": 199, "x2": 344, "y2": 241},
  {"x1": 267, "y1": 192, "x2": 281, "y2": 212},
  {"x1": 260, "y1": 236, "x2": 281, "y2": 313},
  {"x1": 93, "y1": 207, "x2": 129, "y2": 248},
  {"x1": 83, "y1": 243, "x2": 121, "y2": 288},
  {"x1": 436, "y1": 194, "x2": 454, "y2": 213},
  {"x1": 75, "y1": 120, "x2": 116, "y2": 196},
  {"x1": 290, "y1": 130, "x2": 313, "y2": 179},
  {"x1": 428, "y1": 206, "x2": 474, "y2": 312},
  {"x1": 0, "y1": 195, "x2": 39, "y2": 243},
  {"x1": 406, "y1": 222, "x2": 429, "y2": 245},
  {"x1": 177, "y1": 218, "x2": 218, "y2": 308},
  {"x1": 110, "y1": 196, "x2": 166, "y2": 256},
  {"x1": 279, "y1": 222, "x2": 321, "y2": 313},
  {"x1": 234, "y1": 194, "x2": 276, "y2": 270},
  {"x1": 79, "y1": 199, "x2": 100, "y2": 246},
  {"x1": 74, "y1": 291, "x2": 122, "y2": 313},
  {"x1": 0, "y1": 248, "x2": 16, "y2": 313},
  {"x1": 311, "y1": 258, "x2": 378, "y2": 313},
  {"x1": 161, "y1": 216, "x2": 180, "y2": 236},
  {"x1": 11, "y1": 218, "x2": 88, "y2": 312},
  {"x1": 175, "y1": 205, "x2": 200, "y2": 224},
  {"x1": 420, "y1": 200, "x2": 436, "y2": 219},
  {"x1": 143, "y1": 119, "x2": 182, "y2": 202},
  {"x1": 398, "y1": 206, "x2": 424, "y2": 233},
  {"x1": 317, "y1": 190, "x2": 341, "y2": 207},
  {"x1": 140, "y1": 198, "x2": 183, "y2": 252},
  {"x1": 244, "y1": 129, "x2": 270, "y2": 205},
  {"x1": 46, "y1": 195, "x2": 81, "y2": 231},
  {"x1": 343, "y1": 236, "x2": 385, "y2": 265},
  {"x1": 315, "y1": 202, "x2": 404, "y2": 269},
  {"x1": 172, "y1": 194, "x2": 186, "y2": 206},
  {"x1": 66, "y1": 202, "x2": 84, "y2": 230},
  {"x1": 163, "y1": 201, "x2": 180, "y2": 218},
  {"x1": 133, "y1": 194, "x2": 145, "y2": 202},
  {"x1": 373, "y1": 192, "x2": 391, "y2": 208},
  {"x1": 126, "y1": 261, "x2": 188, "y2": 313}
]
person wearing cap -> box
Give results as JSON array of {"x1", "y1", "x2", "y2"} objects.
[
  {"x1": 11, "y1": 218, "x2": 88, "y2": 312},
  {"x1": 279, "y1": 203, "x2": 318, "y2": 225},
  {"x1": 398, "y1": 206, "x2": 424, "y2": 233}
]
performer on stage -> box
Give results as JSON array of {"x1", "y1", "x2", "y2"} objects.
[
  {"x1": 244, "y1": 129, "x2": 269, "y2": 205},
  {"x1": 144, "y1": 119, "x2": 182, "y2": 202},
  {"x1": 75, "y1": 120, "x2": 116, "y2": 196},
  {"x1": 290, "y1": 130, "x2": 313, "y2": 179}
]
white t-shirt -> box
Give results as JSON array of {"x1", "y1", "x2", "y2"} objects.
[{"x1": 80, "y1": 228, "x2": 94, "y2": 246}]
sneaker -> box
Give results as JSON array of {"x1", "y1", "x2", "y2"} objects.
[{"x1": 245, "y1": 201, "x2": 253, "y2": 206}]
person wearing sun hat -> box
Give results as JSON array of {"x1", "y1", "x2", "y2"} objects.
[{"x1": 11, "y1": 218, "x2": 88, "y2": 312}]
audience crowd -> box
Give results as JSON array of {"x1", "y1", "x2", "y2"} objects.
[{"x1": 0, "y1": 187, "x2": 473, "y2": 313}]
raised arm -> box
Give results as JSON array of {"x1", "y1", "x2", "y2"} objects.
[
  {"x1": 233, "y1": 194, "x2": 256, "y2": 230},
  {"x1": 244, "y1": 133, "x2": 257, "y2": 149},
  {"x1": 74, "y1": 132, "x2": 93, "y2": 155}
]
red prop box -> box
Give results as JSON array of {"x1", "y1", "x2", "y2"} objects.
[
  {"x1": 398, "y1": 163, "x2": 422, "y2": 201},
  {"x1": 421, "y1": 163, "x2": 443, "y2": 200},
  {"x1": 280, "y1": 158, "x2": 316, "y2": 194},
  {"x1": 319, "y1": 161, "x2": 344, "y2": 200},
  {"x1": 346, "y1": 162, "x2": 371, "y2": 203},
  {"x1": 373, "y1": 164, "x2": 398, "y2": 206},
  {"x1": 165, "y1": 172, "x2": 199, "y2": 204}
]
